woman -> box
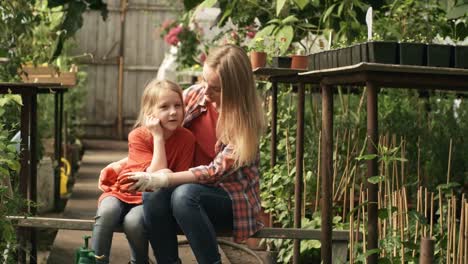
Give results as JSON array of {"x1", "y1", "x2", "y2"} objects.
[{"x1": 127, "y1": 44, "x2": 266, "y2": 264}]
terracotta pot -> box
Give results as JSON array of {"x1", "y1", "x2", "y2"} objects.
[
  {"x1": 250, "y1": 51, "x2": 267, "y2": 69},
  {"x1": 290, "y1": 55, "x2": 309, "y2": 69}
]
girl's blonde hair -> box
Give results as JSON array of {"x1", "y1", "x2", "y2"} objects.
[
  {"x1": 134, "y1": 79, "x2": 184, "y2": 128},
  {"x1": 205, "y1": 44, "x2": 265, "y2": 167}
]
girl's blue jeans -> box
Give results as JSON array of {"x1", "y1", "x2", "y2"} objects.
[
  {"x1": 142, "y1": 183, "x2": 233, "y2": 264},
  {"x1": 92, "y1": 196, "x2": 148, "y2": 264}
]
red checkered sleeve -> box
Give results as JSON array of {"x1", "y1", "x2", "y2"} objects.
[{"x1": 189, "y1": 144, "x2": 236, "y2": 184}]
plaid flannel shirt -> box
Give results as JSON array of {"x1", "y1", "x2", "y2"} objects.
[{"x1": 183, "y1": 84, "x2": 263, "y2": 243}]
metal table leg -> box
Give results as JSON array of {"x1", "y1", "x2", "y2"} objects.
[
  {"x1": 321, "y1": 83, "x2": 333, "y2": 264},
  {"x1": 366, "y1": 81, "x2": 379, "y2": 264},
  {"x1": 293, "y1": 82, "x2": 305, "y2": 264}
]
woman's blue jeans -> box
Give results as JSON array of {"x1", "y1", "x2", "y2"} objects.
[
  {"x1": 142, "y1": 184, "x2": 233, "y2": 264},
  {"x1": 92, "y1": 196, "x2": 148, "y2": 264}
]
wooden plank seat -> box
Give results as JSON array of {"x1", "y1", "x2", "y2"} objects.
[{"x1": 8, "y1": 216, "x2": 358, "y2": 262}]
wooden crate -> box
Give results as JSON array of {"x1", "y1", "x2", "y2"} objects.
[{"x1": 19, "y1": 65, "x2": 77, "y2": 86}]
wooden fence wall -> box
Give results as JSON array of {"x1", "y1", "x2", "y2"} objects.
[{"x1": 72, "y1": 0, "x2": 181, "y2": 138}]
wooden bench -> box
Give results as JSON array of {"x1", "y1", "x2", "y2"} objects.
[{"x1": 8, "y1": 216, "x2": 359, "y2": 263}]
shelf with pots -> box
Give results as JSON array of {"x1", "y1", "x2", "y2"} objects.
[{"x1": 307, "y1": 40, "x2": 468, "y2": 71}]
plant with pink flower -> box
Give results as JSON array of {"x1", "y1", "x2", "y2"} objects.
[{"x1": 164, "y1": 25, "x2": 183, "y2": 46}]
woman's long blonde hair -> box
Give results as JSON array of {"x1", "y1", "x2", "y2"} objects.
[
  {"x1": 205, "y1": 44, "x2": 265, "y2": 167},
  {"x1": 134, "y1": 79, "x2": 184, "y2": 128}
]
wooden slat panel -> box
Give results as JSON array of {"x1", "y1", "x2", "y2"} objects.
[{"x1": 72, "y1": 1, "x2": 182, "y2": 138}]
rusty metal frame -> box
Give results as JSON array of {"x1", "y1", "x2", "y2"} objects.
[
  {"x1": 0, "y1": 82, "x2": 71, "y2": 264},
  {"x1": 255, "y1": 63, "x2": 468, "y2": 264}
]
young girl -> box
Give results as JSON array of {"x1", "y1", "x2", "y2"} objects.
[{"x1": 92, "y1": 79, "x2": 195, "y2": 264}]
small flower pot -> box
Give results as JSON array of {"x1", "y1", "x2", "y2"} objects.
[
  {"x1": 454, "y1": 45, "x2": 468, "y2": 69},
  {"x1": 399, "y1": 42, "x2": 426, "y2": 66},
  {"x1": 427, "y1": 44, "x2": 454, "y2": 67},
  {"x1": 290, "y1": 55, "x2": 309, "y2": 70},
  {"x1": 250, "y1": 51, "x2": 267, "y2": 69},
  {"x1": 272, "y1": 56, "x2": 292, "y2": 68},
  {"x1": 368, "y1": 41, "x2": 399, "y2": 64}
]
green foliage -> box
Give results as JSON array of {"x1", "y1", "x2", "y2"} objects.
[{"x1": 0, "y1": 96, "x2": 26, "y2": 263}]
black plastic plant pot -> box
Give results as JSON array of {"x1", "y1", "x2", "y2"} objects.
[
  {"x1": 314, "y1": 52, "x2": 321, "y2": 70},
  {"x1": 399, "y1": 42, "x2": 426, "y2": 66},
  {"x1": 368, "y1": 41, "x2": 398, "y2": 64},
  {"x1": 360, "y1": 43, "x2": 368, "y2": 62},
  {"x1": 338, "y1": 47, "x2": 352, "y2": 67},
  {"x1": 329, "y1": 49, "x2": 338, "y2": 68},
  {"x1": 351, "y1": 44, "x2": 362, "y2": 65},
  {"x1": 427, "y1": 44, "x2": 453, "y2": 67},
  {"x1": 272, "y1": 56, "x2": 292, "y2": 68},
  {"x1": 319, "y1": 51, "x2": 329, "y2": 70},
  {"x1": 308, "y1": 53, "x2": 316, "y2": 70},
  {"x1": 454, "y1": 45, "x2": 468, "y2": 68}
]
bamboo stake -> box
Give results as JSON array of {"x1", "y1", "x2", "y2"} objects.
[
  {"x1": 332, "y1": 131, "x2": 340, "y2": 199},
  {"x1": 343, "y1": 186, "x2": 347, "y2": 220},
  {"x1": 399, "y1": 190, "x2": 405, "y2": 263},
  {"x1": 446, "y1": 138, "x2": 453, "y2": 184},
  {"x1": 417, "y1": 136, "x2": 421, "y2": 187},
  {"x1": 457, "y1": 195, "x2": 465, "y2": 264},
  {"x1": 413, "y1": 187, "x2": 422, "y2": 258},
  {"x1": 302, "y1": 158, "x2": 306, "y2": 218},
  {"x1": 451, "y1": 197, "x2": 456, "y2": 264},
  {"x1": 439, "y1": 187, "x2": 444, "y2": 236},
  {"x1": 463, "y1": 202, "x2": 468, "y2": 263},
  {"x1": 447, "y1": 196, "x2": 452, "y2": 264},
  {"x1": 424, "y1": 188, "x2": 428, "y2": 237},
  {"x1": 430, "y1": 192, "x2": 434, "y2": 238},
  {"x1": 392, "y1": 134, "x2": 399, "y2": 190},
  {"x1": 315, "y1": 131, "x2": 321, "y2": 212},
  {"x1": 400, "y1": 136, "x2": 406, "y2": 185},
  {"x1": 334, "y1": 129, "x2": 354, "y2": 202},
  {"x1": 393, "y1": 191, "x2": 397, "y2": 257},
  {"x1": 378, "y1": 190, "x2": 382, "y2": 242},
  {"x1": 403, "y1": 187, "x2": 409, "y2": 239},
  {"x1": 349, "y1": 185, "x2": 355, "y2": 263},
  {"x1": 362, "y1": 190, "x2": 367, "y2": 263}
]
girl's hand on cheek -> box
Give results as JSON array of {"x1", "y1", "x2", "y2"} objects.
[{"x1": 145, "y1": 116, "x2": 164, "y2": 139}]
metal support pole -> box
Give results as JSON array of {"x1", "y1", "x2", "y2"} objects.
[
  {"x1": 18, "y1": 93, "x2": 31, "y2": 263},
  {"x1": 321, "y1": 83, "x2": 333, "y2": 264},
  {"x1": 366, "y1": 82, "x2": 379, "y2": 264},
  {"x1": 270, "y1": 81, "x2": 278, "y2": 168},
  {"x1": 29, "y1": 92, "x2": 37, "y2": 264},
  {"x1": 293, "y1": 82, "x2": 305, "y2": 264},
  {"x1": 53, "y1": 91, "x2": 64, "y2": 210},
  {"x1": 419, "y1": 237, "x2": 434, "y2": 264}
]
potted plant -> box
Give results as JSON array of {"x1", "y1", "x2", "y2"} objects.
[
  {"x1": 454, "y1": 44, "x2": 468, "y2": 68},
  {"x1": 271, "y1": 37, "x2": 292, "y2": 68},
  {"x1": 290, "y1": 42, "x2": 309, "y2": 70},
  {"x1": 366, "y1": 34, "x2": 399, "y2": 64},
  {"x1": 399, "y1": 36, "x2": 427, "y2": 66},
  {"x1": 427, "y1": 40, "x2": 454, "y2": 67},
  {"x1": 291, "y1": 52, "x2": 309, "y2": 70},
  {"x1": 249, "y1": 37, "x2": 267, "y2": 69}
]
